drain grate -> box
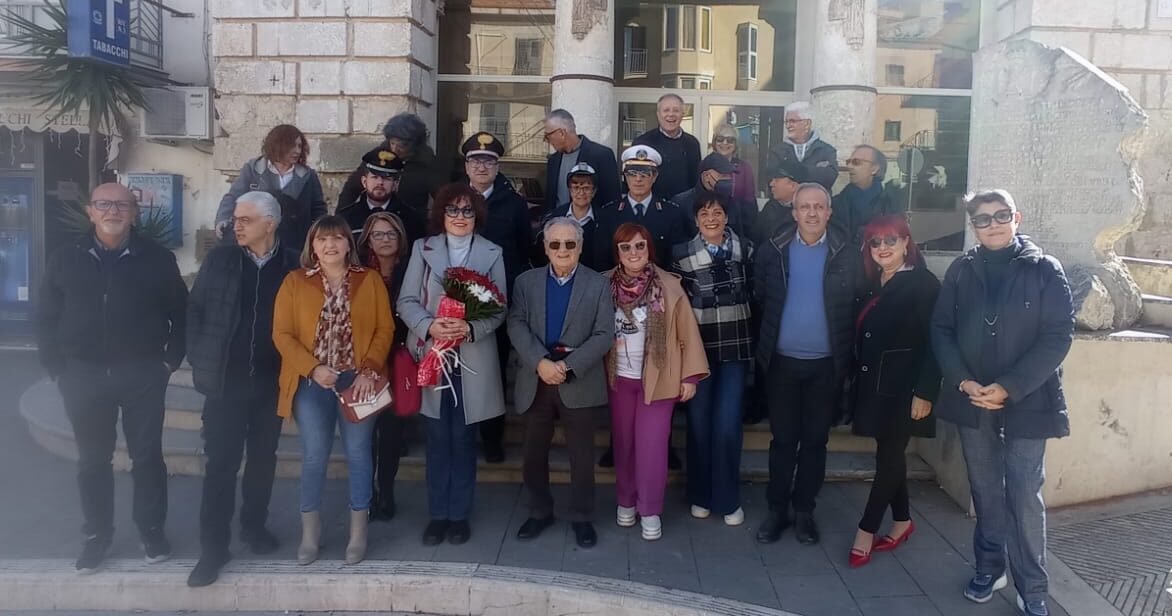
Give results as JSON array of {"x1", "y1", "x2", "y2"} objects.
[{"x1": 1050, "y1": 507, "x2": 1172, "y2": 616}]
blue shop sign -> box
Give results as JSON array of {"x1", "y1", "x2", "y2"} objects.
[{"x1": 67, "y1": 0, "x2": 131, "y2": 67}]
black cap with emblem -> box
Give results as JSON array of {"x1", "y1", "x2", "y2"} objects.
[
  {"x1": 361, "y1": 149, "x2": 405, "y2": 177},
  {"x1": 460, "y1": 131, "x2": 506, "y2": 159}
]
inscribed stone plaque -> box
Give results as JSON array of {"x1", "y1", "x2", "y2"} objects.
[{"x1": 969, "y1": 39, "x2": 1148, "y2": 330}]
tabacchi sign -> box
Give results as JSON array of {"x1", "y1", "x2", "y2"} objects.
[{"x1": 66, "y1": 0, "x2": 131, "y2": 67}]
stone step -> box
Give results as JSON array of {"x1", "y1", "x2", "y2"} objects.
[
  {"x1": 1140, "y1": 293, "x2": 1172, "y2": 328},
  {"x1": 21, "y1": 379, "x2": 928, "y2": 484},
  {"x1": 1121, "y1": 256, "x2": 1172, "y2": 298}
]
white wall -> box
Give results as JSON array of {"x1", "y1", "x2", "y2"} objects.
[{"x1": 161, "y1": 0, "x2": 212, "y2": 86}]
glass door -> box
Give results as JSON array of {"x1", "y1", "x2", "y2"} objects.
[{"x1": 0, "y1": 174, "x2": 36, "y2": 333}]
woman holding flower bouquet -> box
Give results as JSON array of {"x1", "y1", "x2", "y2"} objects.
[
  {"x1": 607, "y1": 223, "x2": 709, "y2": 541},
  {"x1": 397, "y1": 183, "x2": 509, "y2": 546},
  {"x1": 273, "y1": 216, "x2": 394, "y2": 566}
]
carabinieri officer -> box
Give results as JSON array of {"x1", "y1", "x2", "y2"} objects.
[{"x1": 600, "y1": 145, "x2": 691, "y2": 270}]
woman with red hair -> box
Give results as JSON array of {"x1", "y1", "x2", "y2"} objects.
[{"x1": 847, "y1": 215, "x2": 941, "y2": 568}]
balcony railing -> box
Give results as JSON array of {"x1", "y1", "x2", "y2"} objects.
[
  {"x1": 620, "y1": 118, "x2": 646, "y2": 147},
  {"x1": 0, "y1": 0, "x2": 163, "y2": 72},
  {"x1": 624, "y1": 48, "x2": 647, "y2": 78}
]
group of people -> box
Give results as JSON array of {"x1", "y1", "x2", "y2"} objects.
[{"x1": 36, "y1": 97, "x2": 1074, "y2": 616}]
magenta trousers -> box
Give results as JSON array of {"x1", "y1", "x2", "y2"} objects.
[{"x1": 609, "y1": 376, "x2": 677, "y2": 516}]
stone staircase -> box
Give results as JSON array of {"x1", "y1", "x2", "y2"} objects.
[
  {"x1": 20, "y1": 366, "x2": 934, "y2": 484},
  {"x1": 1122, "y1": 256, "x2": 1172, "y2": 329}
]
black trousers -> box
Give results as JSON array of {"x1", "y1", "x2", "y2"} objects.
[
  {"x1": 859, "y1": 432, "x2": 912, "y2": 533},
  {"x1": 198, "y1": 383, "x2": 282, "y2": 555},
  {"x1": 522, "y1": 383, "x2": 596, "y2": 521},
  {"x1": 478, "y1": 327, "x2": 511, "y2": 451},
  {"x1": 765, "y1": 355, "x2": 838, "y2": 515},
  {"x1": 371, "y1": 412, "x2": 404, "y2": 506},
  {"x1": 57, "y1": 359, "x2": 170, "y2": 540}
]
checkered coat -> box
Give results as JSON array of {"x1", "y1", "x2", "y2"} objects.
[{"x1": 671, "y1": 231, "x2": 755, "y2": 363}]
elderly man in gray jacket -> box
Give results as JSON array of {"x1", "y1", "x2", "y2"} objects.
[{"x1": 507, "y1": 217, "x2": 615, "y2": 548}]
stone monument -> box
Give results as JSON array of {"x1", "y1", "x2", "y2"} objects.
[{"x1": 969, "y1": 39, "x2": 1148, "y2": 330}]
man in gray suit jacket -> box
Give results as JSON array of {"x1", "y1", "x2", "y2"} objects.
[{"x1": 507, "y1": 217, "x2": 615, "y2": 548}]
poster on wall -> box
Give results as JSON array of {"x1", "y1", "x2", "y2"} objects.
[
  {"x1": 0, "y1": 177, "x2": 32, "y2": 308},
  {"x1": 126, "y1": 173, "x2": 183, "y2": 248}
]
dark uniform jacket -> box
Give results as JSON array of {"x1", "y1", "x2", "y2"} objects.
[
  {"x1": 337, "y1": 192, "x2": 427, "y2": 247},
  {"x1": 769, "y1": 138, "x2": 839, "y2": 191},
  {"x1": 339, "y1": 142, "x2": 445, "y2": 216},
  {"x1": 632, "y1": 128, "x2": 702, "y2": 200},
  {"x1": 37, "y1": 230, "x2": 188, "y2": 377},
  {"x1": 930, "y1": 236, "x2": 1074, "y2": 439},
  {"x1": 475, "y1": 173, "x2": 533, "y2": 293},
  {"x1": 851, "y1": 266, "x2": 941, "y2": 439},
  {"x1": 600, "y1": 194, "x2": 691, "y2": 271},
  {"x1": 753, "y1": 219, "x2": 860, "y2": 383},
  {"x1": 543, "y1": 135, "x2": 621, "y2": 214},
  {"x1": 186, "y1": 244, "x2": 301, "y2": 398}
]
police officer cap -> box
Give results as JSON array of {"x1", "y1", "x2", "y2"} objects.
[
  {"x1": 567, "y1": 162, "x2": 597, "y2": 184},
  {"x1": 769, "y1": 159, "x2": 807, "y2": 183},
  {"x1": 461, "y1": 131, "x2": 505, "y2": 159},
  {"x1": 620, "y1": 145, "x2": 662, "y2": 168},
  {"x1": 361, "y1": 149, "x2": 405, "y2": 177}
]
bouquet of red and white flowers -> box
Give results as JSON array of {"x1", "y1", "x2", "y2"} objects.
[{"x1": 416, "y1": 267, "x2": 506, "y2": 395}]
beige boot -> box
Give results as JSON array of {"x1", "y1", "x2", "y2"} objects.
[
  {"x1": 297, "y1": 511, "x2": 321, "y2": 565},
  {"x1": 345, "y1": 509, "x2": 368, "y2": 565}
]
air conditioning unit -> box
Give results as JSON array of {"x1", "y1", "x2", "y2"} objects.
[{"x1": 141, "y1": 87, "x2": 211, "y2": 140}]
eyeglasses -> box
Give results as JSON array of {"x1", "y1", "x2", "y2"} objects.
[
  {"x1": 542, "y1": 128, "x2": 564, "y2": 141},
  {"x1": 233, "y1": 216, "x2": 264, "y2": 227},
  {"x1": 547, "y1": 240, "x2": 578, "y2": 251},
  {"x1": 444, "y1": 206, "x2": 476, "y2": 219},
  {"x1": 970, "y1": 208, "x2": 1014, "y2": 229},
  {"x1": 617, "y1": 240, "x2": 648, "y2": 253},
  {"x1": 868, "y1": 235, "x2": 902, "y2": 248},
  {"x1": 368, "y1": 230, "x2": 400, "y2": 241},
  {"x1": 784, "y1": 118, "x2": 810, "y2": 125},
  {"x1": 90, "y1": 199, "x2": 135, "y2": 212},
  {"x1": 846, "y1": 158, "x2": 875, "y2": 166},
  {"x1": 569, "y1": 184, "x2": 595, "y2": 193},
  {"x1": 466, "y1": 158, "x2": 499, "y2": 169},
  {"x1": 713, "y1": 136, "x2": 736, "y2": 145},
  {"x1": 624, "y1": 169, "x2": 655, "y2": 178}
]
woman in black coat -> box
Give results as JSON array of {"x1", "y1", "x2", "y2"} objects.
[{"x1": 848, "y1": 215, "x2": 941, "y2": 568}]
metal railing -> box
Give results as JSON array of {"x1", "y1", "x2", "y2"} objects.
[
  {"x1": 620, "y1": 118, "x2": 646, "y2": 146},
  {"x1": 0, "y1": 1, "x2": 47, "y2": 40},
  {"x1": 0, "y1": 0, "x2": 163, "y2": 71},
  {"x1": 624, "y1": 48, "x2": 647, "y2": 78}
]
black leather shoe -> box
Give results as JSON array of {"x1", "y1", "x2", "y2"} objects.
[
  {"x1": 483, "y1": 442, "x2": 505, "y2": 464},
  {"x1": 794, "y1": 512, "x2": 820, "y2": 545},
  {"x1": 516, "y1": 515, "x2": 556, "y2": 540},
  {"x1": 422, "y1": 519, "x2": 449, "y2": 546},
  {"x1": 369, "y1": 497, "x2": 397, "y2": 522},
  {"x1": 571, "y1": 522, "x2": 597, "y2": 548},
  {"x1": 447, "y1": 520, "x2": 471, "y2": 545},
  {"x1": 186, "y1": 551, "x2": 230, "y2": 588},
  {"x1": 598, "y1": 447, "x2": 614, "y2": 468},
  {"x1": 239, "y1": 526, "x2": 280, "y2": 555},
  {"x1": 756, "y1": 513, "x2": 790, "y2": 544},
  {"x1": 667, "y1": 446, "x2": 683, "y2": 470}
]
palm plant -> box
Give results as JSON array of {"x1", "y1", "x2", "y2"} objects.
[{"x1": 1, "y1": 1, "x2": 151, "y2": 192}]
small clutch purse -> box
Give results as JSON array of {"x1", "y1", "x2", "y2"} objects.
[{"x1": 336, "y1": 372, "x2": 393, "y2": 423}]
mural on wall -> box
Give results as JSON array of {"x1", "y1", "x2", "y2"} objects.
[
  {"x1": 828, "y1": 0, "x2": 865, "y2": 50},
  {"x1": 572, "y1": 0, "x2": 607, "y2": 40}
]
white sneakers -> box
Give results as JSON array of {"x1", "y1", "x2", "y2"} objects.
[
  {"x1": 616, "y1": 505, "x2": 637, "y2": 527},
  {"x1": 723, "y1": 507, "x2": 746, "y2": 526},
  {"x1": 641, "y1": 515, "x2": 662, "y2": 540},
  {"x1": 690, "y1": 505, "x2": 711, "y2": 519}
]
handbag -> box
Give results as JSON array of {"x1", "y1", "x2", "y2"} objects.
[
  {"x1": 391, "y1": 345, "x2": 422, "y2": 416},
  {"x1": 336, "y1": 372, "x2": 394, "y2": 423}
]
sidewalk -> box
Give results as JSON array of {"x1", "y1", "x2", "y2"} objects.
[{"x1": 0, "y1": 350, "x2": 1108, "y2": 615}]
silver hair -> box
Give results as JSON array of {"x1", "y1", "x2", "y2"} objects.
[
  {"x1": 964, "y1": 189, "x2": 1018, "y2": 216},
  {"x1": 853, "y1": 144, "x2": 887, "y2": 178},
  {"x1": 786, "y1": 101, "x2": 814, "y2": 123},
  {"x1": 657, "y1": 92, "x2": 685, "y2": 107},
  {"x1": 236, "y1": 190, "x2": 282, "y2": 224},
  {"x1": 544, "y1": 109, "x2": 576, "y2": 132},
  {"x1": 794, "y1": 182, "x2": 832, "y2": 206},
  {"x1": 542, "y1": 216, "x2": 584, "y2": 244}
]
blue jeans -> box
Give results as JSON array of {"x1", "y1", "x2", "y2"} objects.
[
  {"x1": 686, "y1": 357, "x2": 748, "y2": 515},
  {"x1": 959, "y1": 412, "x2": 1049, "y2": 604},
  {"x1": 294, "y1": 373, "x2": 375, "y2": 513},
  {"x1": 424, "y1": 368, "x2": 478, "y2": 521}
]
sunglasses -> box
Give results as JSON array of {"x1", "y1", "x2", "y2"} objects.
[
  {"x1": 713, "y1": 136, "x2": 736, "y2": 145},
  {"x1": 868, "y1": 235, "x2": 902, "y2": 248},
  {"x1": 846, "y1": 158, "x2": 875, "y2": 166},
  {"x1": 368, "y1": 230, "x2": 400, "y2": 241},
  {"x1": 444, "y1": 206, "x2": 476, "y2": 219},
  {"x1": 91, "y1": 199, "x2": 135, "y2": 212},
  {"x1": 617, "y1": 240, "x2": 648, "y2": 253},
  {"x1": 970, "y1": 208, "x2": 1014, "y2": 229},
  {"x1": 624, "y1": 169, "x2": 655, "y2": 178},
  {"x1": 547, "y1": 240, "x2": 578, "y2": 251}
]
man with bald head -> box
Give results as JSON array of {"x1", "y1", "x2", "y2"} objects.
[
  {"x1": 185, "y1": 191, "x2": 301, "y2": 587},
  {"x1": 38, "y1": 182, "x2": 188, "y2": 574}
]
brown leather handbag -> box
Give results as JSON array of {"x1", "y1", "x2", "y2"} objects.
[{"x1": 336, "y1": 372, "x2": 393, "y2": 423}]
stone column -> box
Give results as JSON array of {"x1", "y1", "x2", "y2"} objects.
[
  {"x1": 809, "y1": 0, "x2": 877, "y2": 154},
  {"x1": 550, "y1": 0, "x2": 615, "y2": 145}
]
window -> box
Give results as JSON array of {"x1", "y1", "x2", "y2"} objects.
[
  {"x1": 480, "y1": 102, "x2": 511, "y2": 151},
  {"x1": 884, "y1": 120, "x2": 902, "y2": 142},
  {"x1": 680, "y1": 77, "x2": 696, "y2": 89},
  {"x1": 698, "y1": 77, "x2": 712, "y2": 89},
  {"x1": 514, "y1": 39, "x2": 543, "y2": 76},
  {"x1": 681, "y1": 6, "x2": 696, "y2": 50},
  {"x1": 699, "y1": 7, "x2": 712, "y2": 52},
  {"x1": 885, "y1": 64, "x2": 905, "y2": 87},
  {"x1": 624, "y1": 25, "x2": 648, "y2": 78},
  {"x1": 737, "y1": 23, "x2": 758, "y2": 82},
  {"x1": 664, "y1": 6, "x2": 679, "y2": 51}
]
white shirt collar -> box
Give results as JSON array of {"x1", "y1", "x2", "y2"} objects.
[
  {"x1": 549, "y1": 264, "x2": 578, "y2": 286},
  {"x1": 627, "y1": 194, "x2": 653, "y2": 210},
  {"x1": 480, "y1": 185, "x2": 495, "y2": 200},
  {"x1": 659, "y1": 127, "x2": 683, "y2": 139},
  {"x1": 267, "y1": 161, "x2": 296, "y2": 189},
  {"x1": 796, "y1": 230, "x2": 828, "y2": 247},
  {"x1": 366, "y1": 197, "x2": 389, "y2": 211},
  {"x1": 570, "y1": 205, "x2": 594, "y2": 224}
]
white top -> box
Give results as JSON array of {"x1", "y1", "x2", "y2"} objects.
[
  {"x1": 614, "y1": 307, "x2": 648, "y2": 379},
  {"x1": 267, "y1": 161, "x2": 295, "y2": 189}
]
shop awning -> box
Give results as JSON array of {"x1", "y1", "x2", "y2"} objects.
[{"x1": 0, "y1": 106, "x2": 89, "y2": 133}]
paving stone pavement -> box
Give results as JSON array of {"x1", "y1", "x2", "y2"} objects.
[{"x1": 0, "y1": 350, "x2": 1089, "y2": 616}]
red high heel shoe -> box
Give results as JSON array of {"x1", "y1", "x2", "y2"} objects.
[
  {"x1": 873, "y1": 520, "x2": 915, "y2": 552},
  {"x1": 849, "y1": 542, "x2": 873, "y2": 568}
]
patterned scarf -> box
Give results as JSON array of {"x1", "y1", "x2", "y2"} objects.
[
  {"x1": 311, "y1": 270, "x2": 355, "y2": 372},
  {"x1": 611, "y1": 264, "x2": 667, "y2": 370}
]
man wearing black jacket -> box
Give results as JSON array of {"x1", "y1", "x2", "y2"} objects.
[
  {"x1": 339, "y1": 113, "x2": 445, "y2": 217},
  {"x1": 633, "y1": 93, "x2": 702, "y2": 201},
  {"x1": 542, "y1": 109, "x2": 620, "y2": 214},
  {"x1": 185, "y1": 191, "x2": 301, "y2": 588},
  {"x1": 337, "y1": 147, "x2": 426, "y2": 245},
  {"x1": 37, "y1": 183, "x2": 188, "y2": 574}
]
